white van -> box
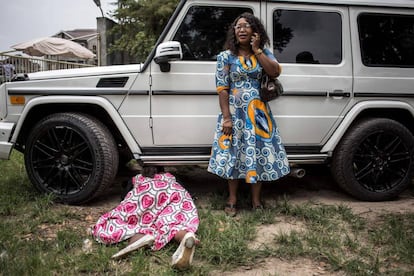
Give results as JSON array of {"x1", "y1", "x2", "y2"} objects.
[{"x1": 1, "y1": 0, "x2": 414, "y2": 204}]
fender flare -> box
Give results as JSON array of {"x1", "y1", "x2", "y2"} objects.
[
  {"x1": 11, "y1": 95, "x2": 142, "y2": 158},
  {"x1": 321, "y1": 100, "x2": 414, "y2": 153}
]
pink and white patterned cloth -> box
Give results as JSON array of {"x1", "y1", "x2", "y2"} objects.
[{"x1": 92, "y1": 172, "x2": 199, "y2": 251}]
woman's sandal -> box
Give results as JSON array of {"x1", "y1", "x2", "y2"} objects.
[
  {"x1": 224, "y1": 203, "x2": 237, "y2": 217},
  {"x1": 171, "y1": 232, "x2": 198, "y2": 270},
  {"x1": 111, "y1": 234, "x2": 155, "y2": 259}
]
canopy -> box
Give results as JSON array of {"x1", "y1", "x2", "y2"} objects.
[{"x1": 11, "y1": 37, "x2": 95, "y2": 59}]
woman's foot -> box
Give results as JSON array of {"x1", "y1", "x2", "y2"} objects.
[
  {"x1": 224, "y1": 203, "x2": 237, "y2": 217},
  {"x1": 171, "y1": 232, "x2": 197, "y2": 270},
  {"x1": 226, "y1": 180, "x2": 239, "y2": 216},
  {"x1": 251, "y1": 182, "x2": 263, "y2": 210},
  {"x1": 252, "y1": 199, "x2": 265, "y2": 210}
]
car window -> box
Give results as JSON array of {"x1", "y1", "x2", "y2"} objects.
[
  {"x1": 273, "y1": 9, "x2": 342, "y2": 64},
  {"x1": 358, "y1": 13, "x2": 414, "y2": 67},
  {"x1": 173, "y1": 6, "x2": 252, "y2": 61}
]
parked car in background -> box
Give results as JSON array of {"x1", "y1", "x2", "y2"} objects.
[{"x1": 1, "y1": 0, "x2": 414, "y2": 204}]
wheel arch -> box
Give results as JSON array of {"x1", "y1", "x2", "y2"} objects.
[
  {"x1": 322, "y1": 100, "x2": 414, "y2": 153},
  {"x1": 12, "y1": 96, "x2": 141, "y2": 161}
]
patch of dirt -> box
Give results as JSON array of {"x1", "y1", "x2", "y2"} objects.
[
  {"x1": 209, "y1": 257, "x2": 345, "y2": 276},
  {"x1": 55, "y1": 165, "x2": 414, "y2": 275},
  {"x1": 249, "y1": 219, "x2": 305, "y2": 250}
]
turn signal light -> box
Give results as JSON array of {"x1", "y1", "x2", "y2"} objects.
[{"x1": 10, "y1": 96, "x2": 25, "y2": 105}]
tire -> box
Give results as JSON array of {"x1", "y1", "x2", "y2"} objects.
[
  {"x1": 331, "y1": 118, "x2": 414, "y2": 201},
  {"x1": 24, "y1": 112, "x2": 119, "y2": 204}
]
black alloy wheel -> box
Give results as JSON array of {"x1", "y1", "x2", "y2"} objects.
[
  {"x1": 24, "y1": 113, "x2": 118, "y2": 204},
  {"x1": 332, "y1": 118, "x2": 414, "y2": 201}
]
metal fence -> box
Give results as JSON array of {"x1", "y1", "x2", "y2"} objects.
[{"x1": 0, "y1": 53, "x2": 94, "y2": 84}]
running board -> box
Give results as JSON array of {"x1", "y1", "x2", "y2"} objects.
[{"x1": 138, "y1": 154, "x2": 329, "y2": 166}]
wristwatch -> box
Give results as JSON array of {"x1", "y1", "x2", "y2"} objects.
[{"x1": 255, "y1": 49, "x2": 263, "y2": 56}]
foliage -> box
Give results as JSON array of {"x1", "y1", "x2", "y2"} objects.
[{"x1": 109, "y1": 0, "x2": 180, "y2": 62}]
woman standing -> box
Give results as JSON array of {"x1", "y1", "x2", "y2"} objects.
[{"x1": 208, "y1": 13, "x2": 290, "y2": 216}]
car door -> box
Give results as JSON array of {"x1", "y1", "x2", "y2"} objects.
[
  {"x1": 149, "y1": 2, "x2": 257, "y2": 146},
  {"x1": 350, "y1": 7, "x2": 414, "y2": 97},
  {"x1": 266, "y1": 3, "x2": 353, "y2": 154}
]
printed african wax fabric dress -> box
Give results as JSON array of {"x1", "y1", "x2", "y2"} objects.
[
  {"x1": 92, "y1": 172, "x2": 199, "y2": 251},
  {"x1": 208, "y1": 49, "x2": 290, "y2": 183}
]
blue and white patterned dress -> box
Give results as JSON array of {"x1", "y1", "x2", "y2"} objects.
[{"x1": 207, "y1": 49, "x2": 290, "y2": 183}]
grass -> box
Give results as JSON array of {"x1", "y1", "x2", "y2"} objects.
[{"x1": 1, "y1": 151, "x2": 414, "y2": 275}]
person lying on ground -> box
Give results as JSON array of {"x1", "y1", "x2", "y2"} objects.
[{"x1": 91, "y1": 166, "x2": 199, "y2": 270}]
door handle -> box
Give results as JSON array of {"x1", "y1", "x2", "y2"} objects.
[{"x1": 329, "y1": 90, "x2": 350, "y2": 97}]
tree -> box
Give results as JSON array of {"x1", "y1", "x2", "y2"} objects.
[{"x1": 109, "y1": 0, "x2": 179, "y2": 62}]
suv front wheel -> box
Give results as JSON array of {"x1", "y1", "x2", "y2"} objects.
[
  {"x1": 24, "y1": 112, "x2": 119, "y2": 204},
  {"x1": 332, "y1": 118, "x2": 414, "y2": 201}
]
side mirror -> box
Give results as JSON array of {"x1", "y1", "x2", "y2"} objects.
[{"x1": 154, "y1": 41, "x2": 183, "y2": 72}]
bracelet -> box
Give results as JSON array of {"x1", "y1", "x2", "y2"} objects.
[
  {"x1": 223, "y1": 119, "x2": 232, "y2": 124},
  {"x1": 255, "y1": 49, "x2": 263, "y2": 56}
]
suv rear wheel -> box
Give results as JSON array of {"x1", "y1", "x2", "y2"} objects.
[
  {"x1": 332, "y1": 118, "x2": 414, "y2": 201},
  {"x1": 24, "y1": 112, "x2": 119, "y2": 204}
]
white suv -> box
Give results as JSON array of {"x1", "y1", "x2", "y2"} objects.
[{"x1": 1, "y1": 0, "x2": 414, "y2": 204}]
